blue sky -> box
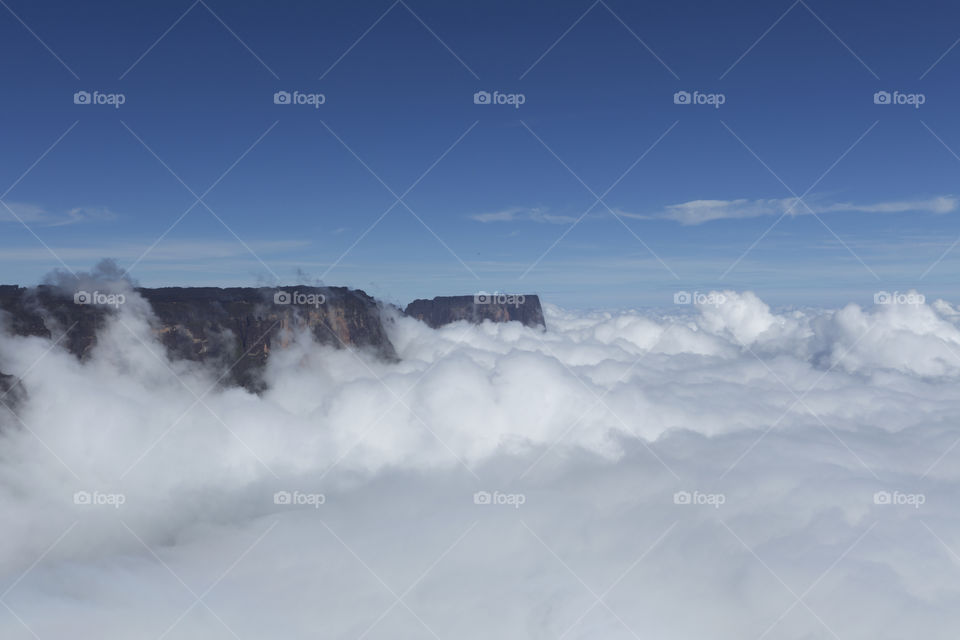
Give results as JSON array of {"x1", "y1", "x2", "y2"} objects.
[{"x1": 2, "y1": 0, "x2": 960, "y2": 308}]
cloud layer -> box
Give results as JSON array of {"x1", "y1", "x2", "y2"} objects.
[{"x1": 1, "y1": 290, "x2": 959, "y2": 638}]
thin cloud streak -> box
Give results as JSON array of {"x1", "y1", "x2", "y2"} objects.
[
  {"x1": 618, "y1": 195, "x2": 958, "y2": 225},
  {"x1": 469, "y1": 207, "x2": 579, "y2": 225},
  {"x1": 0, "y1": 203, "x2": 117, "y2": 227}
]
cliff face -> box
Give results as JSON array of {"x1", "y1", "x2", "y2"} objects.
[
  {"x1": 0, "y1": 286, "x2": 545, "y2": 395},
  {"x1": 404, "y1": 295, "x2": 545, "y2": 329},
  {"x1": 144, "y1": 287, "x2": 398, "y2": 391},
  {"x1": 0, "y1": 285, "x2": 395, "y2": 392}
]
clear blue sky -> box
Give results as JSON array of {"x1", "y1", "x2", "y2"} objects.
[{"x1": 2, "y1": 0, "x2": 960, "y2": 308}]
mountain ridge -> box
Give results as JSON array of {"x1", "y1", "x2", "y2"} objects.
[{"x1": 0, "y1": 285, "x2": 544, "y2": 395}]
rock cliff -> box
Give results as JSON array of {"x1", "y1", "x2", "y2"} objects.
[
  {"x1": 0, "y1": 286, "x2": 545, "y2": 394},
  {"x1": 404, "y1": 294, "x2": 545, "y2": 329},
  {"x1": 0, "y1": 285, "x2": 394, "y2": 392}
]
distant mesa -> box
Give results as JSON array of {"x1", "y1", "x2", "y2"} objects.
[
  {"x1": 0, "y1": 285, "x2": 545, "y2": 395},
  {"x1": 404, "y1": 294, "x2": 545, "y2": 329}
]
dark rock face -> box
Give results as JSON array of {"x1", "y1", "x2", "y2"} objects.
[
  {"x1": 142, "y1": 287, "x2": 397, "y2": 391},
  {"x1": 0, "y1": 372, "x2": 19, "y2": 404},
  {"x1": 0, "y1": 285, "x2": 546, "y2": 396},
  {"x1": 0, "y1": 285, "x2": 396, "y2": 393},
  {"x1": 404, "y1": 295, "x2": 545, "y2": 329},
  {"x1": 0, "y1": 284, "x2": 111, "y2": 358}
]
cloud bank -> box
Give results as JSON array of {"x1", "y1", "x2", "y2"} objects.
[{"x1": 1, "y1": 289, "x2": 960, "y2": 637}]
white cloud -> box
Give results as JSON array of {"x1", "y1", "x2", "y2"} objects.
[
  {"x1": 1, "y1": 289, "x2": 960, "y2": 636},
  {"x1": 0, "y1": 202, "x2": 117, "y2": 226},
  {"x1": 470, "y1": 206, "x2": 578, "y2": 225},
  {"x1": 619, "y1": 195, "x2": 958, "y2": 225}
]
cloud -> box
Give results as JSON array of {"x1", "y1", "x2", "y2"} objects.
[
  {"x1": 620, "y1": 195, "x2": 958, "y2": 225},
  {"x1": 1, "y1": 288, "x2": 960, "y2": 635},
  {"x1": 0, "y1": 203, "x2": 117, "y2": 227},
  {"x1": 470, "y1": 206, "x2": 578, "y2": 225}
]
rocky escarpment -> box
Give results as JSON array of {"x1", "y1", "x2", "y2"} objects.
[
  {"x1": 145, "y1": 286, "x2": 399, "y2": 391},
  {"x1": 404, "y1": 294, "x2": 545, "y2": 329},
  {"x1": 0, "y1": 285, "x2": 395, "y2": 392},
  {"x1": 0, "y1": 286, "x2": 545, "y2": 395}
]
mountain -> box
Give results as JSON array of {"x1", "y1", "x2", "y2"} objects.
[
  {"x1": 0, "y1": 286, "x2": 544, "y2": 395},
  {"x1": 404, "y1": 294, "x2": 545, "y2": 329}
]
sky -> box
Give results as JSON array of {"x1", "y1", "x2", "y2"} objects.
[{"x1": 2, "y1": 0, "x2": 960, "y2": 307}]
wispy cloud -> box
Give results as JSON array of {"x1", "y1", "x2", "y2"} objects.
[
  {"x1": 469, "y1": 206, "x2": 577, "y2": 225},
  {"x1": 618, "y1": 195, "x2": 958, "y2": 226},
  {"x1": 0, "y1": 203, "x2": 117, "y2": 227}
]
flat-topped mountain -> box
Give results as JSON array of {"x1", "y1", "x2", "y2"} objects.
[
  {"x1": 0, "y1": 285, "x2": 394, "y2": 392},
  {"x1": 404, "y1": 294, "x2": 545, "y2": 329},
  {"x1": 0, "y1": 286, "x2": 545, "y2": 395}
]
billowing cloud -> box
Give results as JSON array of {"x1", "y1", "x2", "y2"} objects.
[
  {"x1": 619, "y1": 195, "x2": 958, "y2": 225},
  {"x1": 1, "y1": 289, "x2": 960, "y2": 636}
]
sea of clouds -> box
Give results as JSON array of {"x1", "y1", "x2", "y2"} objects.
[{"x1": 1, "y1": 286, "x2": 959, "y2": 639}]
